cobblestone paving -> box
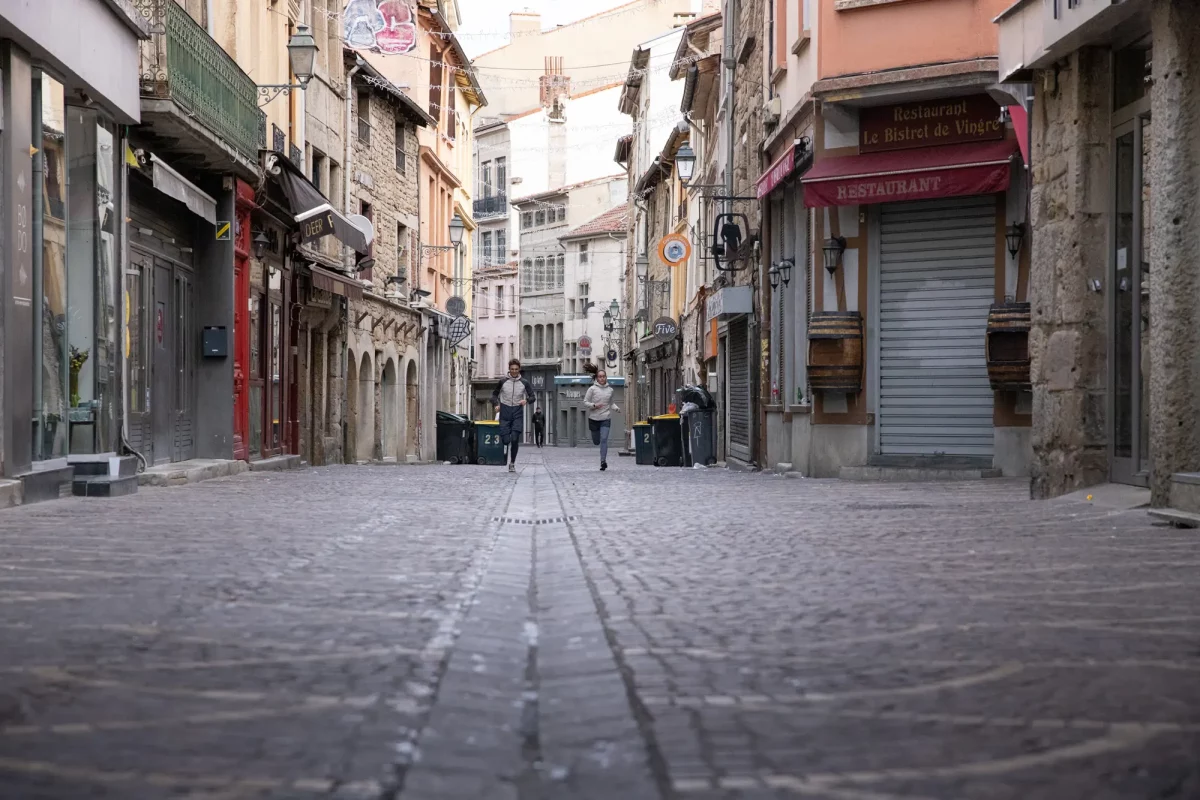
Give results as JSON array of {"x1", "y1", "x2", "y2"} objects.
[{"x1": 0, "y1": 450, "x2": 1197, "y2": 799}]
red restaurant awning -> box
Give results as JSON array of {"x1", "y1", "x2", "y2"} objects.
[{"x1": 802, "y1": 140, "x2": 1018, "y2": 208}]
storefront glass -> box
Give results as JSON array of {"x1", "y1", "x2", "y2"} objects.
[
  {"x1": 30, "y1": 69, "x2": 119, "y2": 461},
  {"x1": 35, "y1": 74, "x2": 69, "y2": 460}
]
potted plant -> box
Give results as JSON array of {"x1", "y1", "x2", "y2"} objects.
[{"x1": 69, "y1": 346, "x2": 89, "y2": 408}]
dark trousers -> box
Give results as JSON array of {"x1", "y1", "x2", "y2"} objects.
[{"x1": 534, "y1": 425, "x2": 544, "y2": 447}]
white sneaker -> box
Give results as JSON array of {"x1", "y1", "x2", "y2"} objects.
[{"x1": 508, "y1": 464, "x2": 516, "y2": 473}]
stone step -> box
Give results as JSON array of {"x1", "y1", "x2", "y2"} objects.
[
  {"x1": 840, "y1": 465, "x2": 1002, "y2": 482},
  {"x1": 16, "y1": 465, "x2": 75, "y2": 504},
  {"x1": 72, "y1": 475, "x2": 139, "y2": 498},
  {"x1": 1168, "y1": 472, "x2": 1200, "y2": 515},
  {"x1": 248, "y1": 454, "x2": 304, "y2": 472},
  {"x1": 0, "y1": 480, "x2": 22, "y2": 510},
  {"x1": 68, "y1": 453, "x2": 139, "y2": 478},
  {"x1": 139, "y1": 459, "x2": 250, "y2": 488},
  {"x1": 1147, "y1": 508, "x2": 1200, "y2": 529}
]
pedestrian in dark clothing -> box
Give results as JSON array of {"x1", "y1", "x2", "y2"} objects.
[
  {"x1": 532, "y1": 406, "x2": 545, "y2": 448},
  {"x1": 491, "y1": 359, "x2": 536, "y2": 472}
]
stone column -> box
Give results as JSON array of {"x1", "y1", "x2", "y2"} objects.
[
  {"x1": 1028, "y1": 48, "x2": 1112, "y2": 498},
  {"x1": 1149, "y1": 0, "x2": 1200, "y2": 505}
]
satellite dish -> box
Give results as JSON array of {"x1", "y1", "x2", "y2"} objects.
[{"x1": 346, "y1": 213, "x2": 375, "y2": 246}]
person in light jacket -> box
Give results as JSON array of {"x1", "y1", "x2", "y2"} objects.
[
  {"x1": 491, "y1": 359, "x2": 536, "y2": 472},
  {"x1": 583, "y1": 369, "x2": 620, "y2": 471}
]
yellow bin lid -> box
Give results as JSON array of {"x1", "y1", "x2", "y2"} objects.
[
  {"x1": 475, "y1": 420, "x2": 499, "y2": 426},
  {"x1": 650, "y1": 414, "x2": 681, "y2": 420}
]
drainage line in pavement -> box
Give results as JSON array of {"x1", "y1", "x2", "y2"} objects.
[
  {"x1": 547, "y1": 473, "x2": 675, "y2": 800},
  {"x1": 517, "y1": 523, "x2": 545, "y2": 793}
]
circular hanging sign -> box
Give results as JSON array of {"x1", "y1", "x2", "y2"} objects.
[
  {"x1": 652, "y1": 316, "x2": 679, "y2": 342},
  {"x1": 658, "y1": 234, "x2": 692, "y2": 267},
  {"x1": 607, "y1": 349, "x2": 618, "y2": 367},
  {"x1": 446, "y1": 295, "x2": 467, "y2": 317},
  {"x1": 578, "y1": 335, "x2": 592, "y2": 350}
]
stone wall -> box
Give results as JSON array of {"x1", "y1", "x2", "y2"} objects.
[
  {"x1": 352, "y1": 93, "x2": 422, "y2": 294},
  {"x1": 1028, "y1": 48, "x2": 1111, "y2": 499},
  {"x1": 1149, "y1": 0, "x2": 1200, "y2": 504}
]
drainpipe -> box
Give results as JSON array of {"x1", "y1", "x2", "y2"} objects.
[
  {"x1": 722, "y1": 1, "x2": 735, "y2": 211},
  {"x1": 31, "y1": 76, "x2": 44, "y2": 453},
  {"x1": 344, "y1": 60, "x2": 363, "y2": 271}
]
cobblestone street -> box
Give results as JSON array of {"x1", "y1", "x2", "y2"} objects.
[{"x1": 0, "y1": 450, "x2": 1197, "y2": 799}]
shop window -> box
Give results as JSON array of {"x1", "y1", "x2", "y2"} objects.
[{"x1": 357, "y1": 90, "x2": 372, "y2": 144}]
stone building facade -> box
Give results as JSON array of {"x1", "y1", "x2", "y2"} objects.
[
  {"x1": 998, "y1": 0, "x2": 1200, "y2": 508},
  {"x1": 343, "y1": 58, "x2": 434, "y2": 463}
]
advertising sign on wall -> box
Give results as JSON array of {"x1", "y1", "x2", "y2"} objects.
[
  {"x1": 859, "y1": 95, "x2": 1004, "y2": 153},
  {"x1": 344, "y1": 0, "x2": 419, "y2": 54}
]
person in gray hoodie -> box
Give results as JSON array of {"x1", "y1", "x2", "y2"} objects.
[
  {"x1": 583, "y1": 369, "x2": 620, "y2": 471},
  {"x1": 491, "y1": 359, "x2": 536, "y2": 472}
]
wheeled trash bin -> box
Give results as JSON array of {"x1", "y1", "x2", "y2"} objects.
[
  {"x1": 650, "y1": 414, "x2": 683, "y2": 467},
  {"x1": 683, "y1": 409, "x2": 718, "y2": 467},
  {"x1": 632, "y1": 421, "x2": 654, "y2": 465},
  {"x1": 435, "y1": 411, "x2": 472, "y2": 464},
  {"x1": 474, "y1": 420, "x2": 507, "y2": 465}
]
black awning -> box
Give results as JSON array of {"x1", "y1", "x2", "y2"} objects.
[
  {"x1": 310, "y1": 265, "x2": 363, "y2": 302},
  {"x1": 273, "y1": 154, "x2": 370, "y2": 255}
]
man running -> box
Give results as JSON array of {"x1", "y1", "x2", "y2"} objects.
[
  {"x1": 532, "y1": 405, "x2": 546, "y2": 448},
  {"x1": 492, "y1": 359, "x2": 535, "y2": 472}
]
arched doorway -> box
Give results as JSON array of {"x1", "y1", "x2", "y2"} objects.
[
  {"x1": 405, "y1": 360, "x2": 419, "y2": 461},
  {"x1": 357, "y1": 352, "x2": 374, "y2": 463},
  {"x1": 345, "y1": 352, "x2": 359, "y2": 464},
  {"x1": 381, "y1": 359, "x2": 399, "y2": 462}
]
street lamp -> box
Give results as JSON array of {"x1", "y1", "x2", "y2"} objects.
[
  {"x1": 823, "y1": 236, "x2": 846, "y2": 277},
  {"x1": 778, "y1": 258, "x2": 793, "y2": 287},
  {"x1": 603, "y1": 298, "x2": 620, "y2": 332},
  {"x1": 1005, "y1": 222, "x2": 1026, "y2": 259},
  {"x1": 251, "y1": 229, "x2": 269, "y2": 260},
  {"x1": 768, "y1": 263, "x2": 781, "y2": 290},
  {"x1": 258, "y1": 25, "x2": 319, "y2": 105},
  {"x1": 449, "y1": 213, "x2": 466, "y2": 247},
  {"x1": 674, "y1": 143, "x2": 696, "y2": 185}
]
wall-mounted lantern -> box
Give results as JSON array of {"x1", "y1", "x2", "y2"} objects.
[
  {"x1": 1006, "y1": 222, "x2": 1026, "y2": 259},
  {"x1": 822, "y1": 236, "x2": 846, "y2": 276}
]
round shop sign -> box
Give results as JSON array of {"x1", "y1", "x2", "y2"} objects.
[
  {"x1": 446, "y1": 295, "x2": 467, "y2": 317},
  {"x1": 652, "y1": 316, "x2": 679, "y2": 343},
  {"x1": 658, "y1": 234, "x2": 692, "y2": 267},
  {"x1": 607, "y1": 349, "x2": 618, "y2": 367}
]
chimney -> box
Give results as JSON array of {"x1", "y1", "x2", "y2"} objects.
[{"x1": 510, "y1": 10, "x2": 541, "y2": 39}]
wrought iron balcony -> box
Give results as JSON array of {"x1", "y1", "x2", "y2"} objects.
[
  {"x1": 473, "y1": 194, "x2": 508, "y2": 218},
  {"x1": 137, "y1": 0, "x2": 266, "y2": 165}
]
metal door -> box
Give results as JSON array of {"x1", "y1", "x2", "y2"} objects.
[
  {"x1": 877, "y1": 196, "x2": 996, "y2": 457},
  {"x1": 126, "y1": 250, "x2": 153, "y2": 458},
  {"x1": 173, "y1": 271, "x2": 195, "y2": 461},
  {"x1": 726, "y1": 318, "x2": 752, "y2": 461},
  {"x1": 152, "y1": 262, "x2": 173, "y2": 464},
  {"x1": 1110, "y1": 113, "x2": 1152, "y2": 486}
]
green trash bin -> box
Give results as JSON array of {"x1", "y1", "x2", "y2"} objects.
[
  {"x1": 633, "y1": 421, "x2": 654, "y2": 465},
  {"x1": 650, "y1": 414, "x2": 683, "y2": 467},
  {"x1": 474, "y1": 420, "x2": 507, "y2": 465}
]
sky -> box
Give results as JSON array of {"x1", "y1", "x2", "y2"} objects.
[{"x1": 454, "y1": 0, "x2": 634, "y2": 57}]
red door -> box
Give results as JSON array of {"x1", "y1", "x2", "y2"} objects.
[{"x1": 232, "y1": 181, "x2": 255, "y2": 462}]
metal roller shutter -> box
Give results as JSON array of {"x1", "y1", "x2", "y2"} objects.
[
  {"x1": 879, "y1": 196, "x2": 996, "y2": 458},
  {"x1": 727, "y1": 317, "x2": 752, "y2": 457}
]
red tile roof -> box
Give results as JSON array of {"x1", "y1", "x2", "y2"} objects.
[{"x1": 563, "y1": 203, "x2": 629, "y2": 239}]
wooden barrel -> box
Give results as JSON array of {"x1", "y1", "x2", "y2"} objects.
[
  {"x1": 808, "y1": 311, "x2": 863, "y2": 393},
  {"x1": 986, "y1": 302, "x2": 1031, "y2": 391}
]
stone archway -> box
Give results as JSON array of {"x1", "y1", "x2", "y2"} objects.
[
  {"x1": 357, "y1": 351, "x2": 374, "y2": 463},
  {"x1": 405, "y1": 360, "x2": 419, "y2": 461},
  {"x1": 381, "y1": 358, "x2": 400, "y2": 462},
  {"x1": 345, "y1": 352, "x2": 359, "y2": 464}
]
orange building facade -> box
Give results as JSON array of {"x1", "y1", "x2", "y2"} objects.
[{"x1": 757, "y1": 0, "x2": 1031, "y2": 478}]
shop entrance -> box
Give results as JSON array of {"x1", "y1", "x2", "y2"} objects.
[
  {"x1": 1109, "y1": 64, "x2": 1153, "y2": 486},
  {"x1": 877, "y1": 196, "x2": 996, "y2": 458},
  {"x1": 129, "y1": 247, "x2": 196, "y2": 466}
]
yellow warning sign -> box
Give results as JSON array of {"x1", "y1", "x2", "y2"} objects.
[{"x1": 216, "y1": 221, "x2": 232, "y2": 241}]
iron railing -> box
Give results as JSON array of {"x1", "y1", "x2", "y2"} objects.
[
  {"x1": 473, "y1": 194, "x2": 508, "y2": 217},
  {"x1": 139, "y1": 0, "x2": 266, "y2": 162}
]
